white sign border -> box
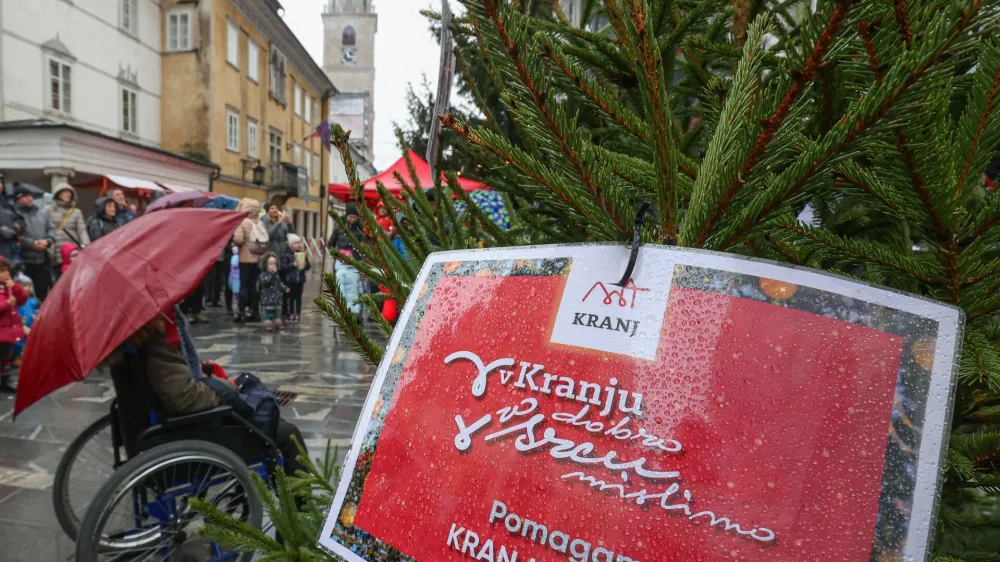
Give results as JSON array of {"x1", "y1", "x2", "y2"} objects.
[{"x1": 317, "y1": 244, "x2": 964, "y2": 562}]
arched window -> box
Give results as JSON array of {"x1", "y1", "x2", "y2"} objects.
[{"x1": 342, "y1": 25, "x2": 356, "y2": 46}]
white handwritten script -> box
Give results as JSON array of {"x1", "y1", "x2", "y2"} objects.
[{"x1": 445, "y1": 350, "x2": 777, "y2": 544}]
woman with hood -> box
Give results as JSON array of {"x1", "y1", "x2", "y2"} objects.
[
  {"x1": 328, "y1": 204, "x2": 366, "y2": 256},
  {"x1": 231, "y1": 198, "x2": 263, "y2": 323},
  {"x1": 44, "y1": 183, "x2": 90, "y2": 280},
  {"x1": 87, "y1": 197, "x2": 122, "y2": 242}
]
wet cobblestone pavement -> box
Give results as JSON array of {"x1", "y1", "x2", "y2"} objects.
[{"x1": 0, "y1": 290, "x2": 376, "y2": 560}]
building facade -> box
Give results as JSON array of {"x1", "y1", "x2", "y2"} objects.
[
  {"x1": 160, "y1": 0, "x2": 334, "y2": 241},
  {"x1": 0, "y1": 0, "x2": 216, "y2": 201},
  {"x1": 323, "y1": 0, "x2": 376, "y2": 162}
]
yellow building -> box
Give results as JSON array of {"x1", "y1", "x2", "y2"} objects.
[{"x1": 160, "y1": 0, "x2": 334, "y2": 241}]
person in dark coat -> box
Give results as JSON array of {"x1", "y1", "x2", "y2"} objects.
[
  {"x1": 0, "y1": 198, "x2": 23, "y2": 262},
  {"x1": 109, "y1": 188, "x2": 137, "y2": 223},
  {"x1": 258, "y1": 252, "x2": 288, "y2": 331},
  {"x1": 261, "y1": 203, "x2": 295, "y2": 257},
  {"x1": 87, "y1": 197, "x2": 122, "y2": 242},
  {"x1": 279, "y1": 234, "x2": 310, "y2": 323},
  {"x1": 328, "y1": 204, "x2": 365, "y2": 256},
  {"x1": 14, "y1": 185, "x2": 56, "y2": 301}
]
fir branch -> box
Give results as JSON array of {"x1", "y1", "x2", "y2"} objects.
[
  {"x1": 681, "y1": 17, "x2": 773, "y2": 247},
  {"x1": 720, "y1": 2, "x2": 991, "y2": 250},
  {"x1": 691, "y1": 0, "x2": 854, "y2": 247},
  {"x1": 776, "y1": 221, "x2": 941, "y2": 283},
  {"x1": 442, "y1": 114, "x2": 622, "y2": 239},
  {"x1": 955, "y1": 40, "x2": 1000, "y2": 197},
  {"x1": 315, "y1": 272, "x2": 384, "y2": 366},
  {"x1": 621, "y1": 0, "x2": 681, "y2": 240},
  {"x1": 476, "y1": 0, "x2": 627, "y2": 235},
  {"x1": 960, "y1": 331, "x2": 1000, "y2": 392},
  {"x1": 892, "y1": 0, "x2": 913, "y2": 49},
  {"x1": 537, "y1": 33, "x2": 651, "y2": 142}
]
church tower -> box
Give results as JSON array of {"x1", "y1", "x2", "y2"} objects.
[{"x1": 323, "y1": 0, "x2": 377, "y2": 161}]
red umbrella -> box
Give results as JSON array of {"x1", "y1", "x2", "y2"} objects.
[
  {"x1": 13, "y1": 208, "x2": 245, "y2": 417},
  {"x1": 145, "y1": 190, "x2": 212, "y2": 213}
]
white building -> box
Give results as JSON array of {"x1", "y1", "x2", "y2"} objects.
[{"x1": 0, "y1": 0, "x2": 217, "y2": 201}]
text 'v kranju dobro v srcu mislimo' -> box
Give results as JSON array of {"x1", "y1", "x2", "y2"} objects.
[{"x1": 439, "y1": 350, "x2": 777, "y2": 562}]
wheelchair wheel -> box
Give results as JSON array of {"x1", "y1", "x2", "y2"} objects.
[
  {"x1": 53, "y1": 413, "x2": 116, "y2": 541},
  {"x1": 75, "y1": 440, "x2": 263, "y2": 562}
]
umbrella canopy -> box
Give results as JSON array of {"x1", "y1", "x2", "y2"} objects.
[
  {"x1": 454, "y1": 190, "x2": 510, "y2": 229},
  {"x1": 203, "y1": 194, "x2": 240, "y2": 210},
  {"x1": 328, "y1": 150, "x2": 487, "y2": 202},
  {"x1": 145, "y1": 190, "x2": 212, "y2": 213},
  {"x1": 13, "y1": 208, "x2": 245, "y2": 417}
]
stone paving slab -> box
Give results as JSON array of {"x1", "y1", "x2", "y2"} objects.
[{"x1": 0, "y1": 292, "x2": 379, "y2": 560}]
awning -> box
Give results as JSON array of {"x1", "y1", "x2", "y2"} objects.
[
  {"x1": 105, "y1": 175, "x2": 165, "y2": 191},
  {"x1": 329, "y1": 150, "x2": 487, "y2": 202},
  {"x1": 75, "y1": 175, "x2": 166, "y2": 192},
  {"x1": 157, "y1": 183, "x2": 200, "y2": 193}
]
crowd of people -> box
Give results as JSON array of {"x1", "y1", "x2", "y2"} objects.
[
  {"x1": 0, "y1": 175, "x2": 139, "y2": 393},
  {"x1": 194, "y1": 197, "x2": 312, "y2": 332}
]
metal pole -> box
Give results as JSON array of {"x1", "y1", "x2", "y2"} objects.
[
  {"x1": 320, "y1": 94, "x2": 331, "y2": 276},
  {"x1": 426, "y1": 0, "x2": 455, "y2": 182}
]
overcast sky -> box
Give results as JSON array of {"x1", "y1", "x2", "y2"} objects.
[{"x1": 282, "y1": 0, "x2": 444, "y2": 170}]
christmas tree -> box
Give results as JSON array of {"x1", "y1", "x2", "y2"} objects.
[{"x1": 201, "y1": 1, "x2": 1000, "y2": 559}]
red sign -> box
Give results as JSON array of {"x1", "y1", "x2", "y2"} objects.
[{"x1": 320, "y1": 248, "x2": 962, "y2": 562}]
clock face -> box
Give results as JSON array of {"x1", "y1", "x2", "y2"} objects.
[{"x1": 341, "y1": 47, "x2": 358, "y2": 65}]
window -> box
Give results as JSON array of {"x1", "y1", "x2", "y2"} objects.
[
  {"x1": 269, "y1": 49, "x2": 286, "y2": 101},
  {"x1": 305, "y1": 150, "x2": 311, "y2": 180},
  {"x1": 312, "y1": 99, "x2": 319, "y2": 125},
  {"x1": 166, "y1": 10, "x2": 192, "y2": 51},
  {"x1": 248, "y1": 119, "x2": 258, "y2": 157},
  {"x1": 48, "y1": 58, "x2": 72, "y2": 114},
  {"x1": 312, "y1": 153, "x2": 319, "y2": 180},
  {"x1": 294, "y1": 83, "x2": 302, "y2": 116},
  {"x1": 342, "y1": 25, "x2": 356, "y2": 46},
  {"x1": 304, "y1": 94, "x2": 311, "y2": 123},
  {"x1": 294, "y1": 143, "x2": 301, "y2": 168},
  {"x1": 226, "y1": 109, "x2": 239, "y2": 152},
  {"x1": 121, "y1": 87, "x2": 137, "y2": 135},
  {"x1": 120, "y1": 0, "x2": 138, "y2": 35},
  {"x1": 226, "y1": 20, "x2": 239, "y2": 67},
  {"x1": 269, "y1": 131, "x2": 283, "y2": 163},
  {"x1": 247, "y1": 40, "x2": 259, "y2": 82}
]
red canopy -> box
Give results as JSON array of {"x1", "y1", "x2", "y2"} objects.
[{"x1": 329, "y1": 150, "x2": 487, "y2": 202}]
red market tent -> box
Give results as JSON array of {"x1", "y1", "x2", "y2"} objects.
[{"x1": 329, "y1": 150, "x2": 487, "y2": 203}]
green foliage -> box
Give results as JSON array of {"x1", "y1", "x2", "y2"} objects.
[{"x1": 232, "y1": 0, "x2": 1000, "y2": 559}]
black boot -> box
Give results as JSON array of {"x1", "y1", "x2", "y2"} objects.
[
  {"x1": 0, "y1": 375, "x2": 14, "y2": 394},
  {"x1": 233, "y1": 314, "x2": 245, "y2": 324}
]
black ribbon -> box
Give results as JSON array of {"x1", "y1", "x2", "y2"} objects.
[{"x1": 615, "y1": 201, "x2": 651, "y2": 287}]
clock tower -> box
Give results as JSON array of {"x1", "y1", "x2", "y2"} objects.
[{"x1": 323, "y1": 0, "x2": 377, "y2": 161}]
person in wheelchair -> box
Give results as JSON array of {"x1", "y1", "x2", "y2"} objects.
[{"x1": 105, "y1": 314, "x2": 307, "y2": 476}]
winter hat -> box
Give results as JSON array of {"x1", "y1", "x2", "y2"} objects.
[
  {"x1": 287, "y1": 233, "x2": 302, "y2": 246},
  {"x1": 13, "y1": 184, "x2": 34, "y2": 201},
  {"x1": 344, "y1": 203, "x2": 359, "y2": 217}
]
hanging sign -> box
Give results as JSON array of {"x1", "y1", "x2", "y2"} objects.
[{"x1": 318, "y1": 245, "x2": 963, "y2": 562}]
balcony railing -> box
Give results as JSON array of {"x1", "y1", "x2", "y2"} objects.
[{"x1": 267, "y1": 161, "x2": 298, "y2": 191}]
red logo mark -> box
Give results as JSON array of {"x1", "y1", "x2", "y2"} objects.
[{"x1": 582, "y1": 279, "x2": 650, "y2": 309}]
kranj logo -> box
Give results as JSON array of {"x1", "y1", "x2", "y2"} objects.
[
  {"x1": 551, "y1": 252, "x2": 673, "y2": 360},
  {"x1": 572, "y1": 280, "x2": 651, "y2": 338}
]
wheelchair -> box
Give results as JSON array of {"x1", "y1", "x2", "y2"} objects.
[{"x1": 52, "y1": 350, "x2": 284, "y2": 561}]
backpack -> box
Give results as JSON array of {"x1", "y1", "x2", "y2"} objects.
[
  {"x1": 202, "y1": 372, "x2": 280, "y2": 440},
  {"x1": 234, "y1": 372, "x2": 280, "y2": 439},
  {"x1": 249, "y1": 221, "x2": 269, "y2": 255}
]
